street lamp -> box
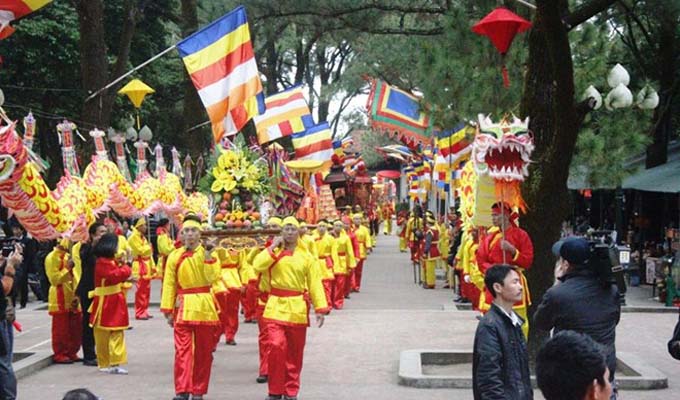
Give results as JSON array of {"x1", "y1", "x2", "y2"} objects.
[{"x1": 582, "y1": 64, "x2": 658, "y2": 305}]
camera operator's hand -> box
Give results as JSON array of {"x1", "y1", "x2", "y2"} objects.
[{"x1": 8, "y1": 246, "x2": 23, "y2": 268}]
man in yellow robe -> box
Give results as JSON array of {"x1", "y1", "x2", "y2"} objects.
[
  {"x1": 313, "y1": 221, "x2": 337, "y2": 306},
  {"x1": 45, "y1": 238, "x2": 81, "y2": 363},
  {"x1": 252, "y1": 217, "x2": 329, "y2": 400},
  {"x1": 351, "y1": 213, "x2": 372, "y2": 292},
  {"x1": 161, "y1": 214, "x2": 221, "y2": 400},
  {"x1": 128, "y1": 218, "x2": 156, "y2": 320},
  {"x1": 330, "y1": 219, "x2": 356, "y2": 309}
]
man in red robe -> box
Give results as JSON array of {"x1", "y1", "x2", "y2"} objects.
[{"x1": 476, "y1": 202, "x2": 534, "y2": 337}]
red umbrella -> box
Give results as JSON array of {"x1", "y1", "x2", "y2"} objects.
[
  {"x1": 376, "y1": 170, "x2": 401, "y2": 180},
  {"x1": 472, "y1": 7, "x2": 532, "y2": 88}
]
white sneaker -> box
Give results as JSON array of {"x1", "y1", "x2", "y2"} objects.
[
  {"x1": 99, "y1": 367, "x2": 110, "y2": 373},
  {"x1": 108, "y1": 366, "x2": 128, "y2": 375}
]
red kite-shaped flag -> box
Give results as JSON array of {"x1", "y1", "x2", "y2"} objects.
[{"x1": 472, "y1": 7, "x2": 532, "y2": 87}]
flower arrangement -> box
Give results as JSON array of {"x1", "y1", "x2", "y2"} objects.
[
  {"x1": 200, "y1": 144, "x2": 271, "y2": 229},
  {"x1": 210, "y1": 147, "x2": 269, "y2": 196}
]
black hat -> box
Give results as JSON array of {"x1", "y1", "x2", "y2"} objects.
[{"x1": 552, "y1": 237, "x2": 590, "y2": 265}]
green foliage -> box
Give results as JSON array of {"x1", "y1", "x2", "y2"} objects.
[
  {"x1": 572, "y1": 110, "x2": 651, "y2": 187},
  {"x1": 357, "y1": 129, "x2": 395, "y2": 168}
]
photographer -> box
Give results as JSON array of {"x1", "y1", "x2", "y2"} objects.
[
  {"x1": 0, "y1": 243, "x2": 23, "y2": 399},
  {"x1": 533, "y1": 237, "x2": 620, "y2": 398},
  {"x1": 9, "y1": 220, "x2": 37, "y2": 308}
]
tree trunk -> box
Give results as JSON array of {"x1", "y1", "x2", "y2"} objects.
[
  {"x1": 180, "y1": 0, "x2": 211, "y2": 156},
  {"x1": 645, "y1": 6, "x2": 677, "y2": 169},
  {"x1": 263, "y1": 36, "x2": 280, "y2": 94},
  {"x1": 75, "y1": 0, "x2": 110, "y2": 128},
  {"x1": 519, "y1": 0, "x2": 583, "y2": 350},
  {"x1": 316, "y1": 47, "x2": 331, "y2": 123}
]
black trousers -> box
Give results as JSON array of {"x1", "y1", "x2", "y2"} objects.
[
  {"x1": 14, "y1": 268, "x2": 28, "y2": 308},
  {"x1": 78, "y1": 296, "x2": 96, "y2": 361}
]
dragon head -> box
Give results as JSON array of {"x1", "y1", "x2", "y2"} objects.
[
  {"x1": 472, "y1": 114, "x2": 534, "y2": 182},
  {"x1": 0, "y1": 122, "x2": 24, "y2": 184}
]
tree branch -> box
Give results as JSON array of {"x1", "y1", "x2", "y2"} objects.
[
  {"x1": 254, "y1": 3, "x2": 449, "y2": 22},
  {"x1": 616, "y1": 0, "x2": 655, "y2": 48},
  {"x1": 562, "y1": 0, "x2": 618, "y2": 30}
]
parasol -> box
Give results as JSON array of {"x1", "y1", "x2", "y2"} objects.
[
  {"x1": 118, "y1": 79, "x2": 155, "y2": 129},
  {"x1": 376, "y1": 170, "x2": 401, "y2": 180}
]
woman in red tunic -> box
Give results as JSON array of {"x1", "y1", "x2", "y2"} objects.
[{"x1": 90, "y1": 233, "x2": 133, "y2": 374}]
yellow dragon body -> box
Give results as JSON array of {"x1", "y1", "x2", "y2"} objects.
[{"x1": 0, "y1": 121, "x2": 208, "y2": 241}]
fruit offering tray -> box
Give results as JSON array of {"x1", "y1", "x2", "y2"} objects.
[{"x1": 201, "y1": 228, "x2": 281, "y2": 250}]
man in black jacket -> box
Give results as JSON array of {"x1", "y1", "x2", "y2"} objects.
[
  {"x1": 534, "y1": 237, "x2": 620, "y2": 397},
  {"x1": 473, "y1": 264, "x2": 532, "y2": 400},
  {"x1": 75, "y1": 222, "x2": 108, "y2": 366}
]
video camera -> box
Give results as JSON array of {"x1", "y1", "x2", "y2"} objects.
[
  {"x1": 585, "y1": 230, "x2": 629, "y2": 302},
  {"x1": 0, "y1": 238, "x2": 17, "y2": 258}
]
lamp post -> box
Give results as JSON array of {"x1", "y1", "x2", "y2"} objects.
[{"x1": 583, "y1": 64, "x2": 659, "y2": 305}]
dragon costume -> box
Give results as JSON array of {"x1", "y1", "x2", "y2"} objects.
[
  {"x1": 0, "y1": 116, "x2": 208, "y2": 242},
  {"x1": 457, "y1": 115, "x2": 535, "y2": 336}
]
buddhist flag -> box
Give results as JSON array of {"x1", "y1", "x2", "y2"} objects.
[
  {"x1": 291, "y1": 122, "x2": 333, "y2": 167},
  {"x1": 434, "y1": 122, "x2": 472, "y2": 173},
  {"x1": 253, "y1": 86, "x2": 314, "y2": 144},
  {"x1": 0, "y1": 0, "x2": 52, "y2": 39},
  {"x1": 177, "y1": 6, "x2": 264, "y2": 144}
]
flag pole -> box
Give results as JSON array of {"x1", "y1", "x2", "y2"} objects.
[{"x1": 85, "y1": 44, "x2": 178, "y2": 103}]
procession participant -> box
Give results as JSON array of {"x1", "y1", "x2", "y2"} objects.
[
  {"x1": 298, "y1": 223, "x2": 316, "y2": 256},
  {"x1": 252, "y1": 217, "x2": 330, "y2": 400},
  {"x1": 89, "y1": 233, "x2": 132, "y2": 375},
  {"x1": 330, "y1": 219, "x2": 356, "y2": 309},
  {"x1": 104, "y1": 218, "x2": 133, "y2": 298},
  {"x1": 46, "y1": 239, "x2": 81, "y2": 364},
  {"x1": 342, "y1": 216, "x2": 359, "y2": 299},
  {"x1": 128, "y1": 217, "x2": 156, "y2": 320},
  {"x1": 367, "y1": 203, "x2": 379, "y2": 247},
  {"x1": 313, "y1": 221, "x2": 337, "y2": 306},
  {"x1": 351, "y1": 213, "x2": 371, "y2": 292},
  {"x1": 382, "y1": 201, "x2": 394, "y2": 235},
  {"x1": 438, "y1": 216, "x2": 451, "y2": 288},
  {"x1": 161, "y1": 214, "x2": 221, "y2": 400},
  {"x1": 462, "y1": 228, "x2": 483, "y2": 310},
  {"x1": 405, "y1": 208, "x2": 424, "y2": 264},
  {"x1": 254, "y1": 216, "x2": 282, "y2": 384},
  {"x1": 397, "y1": 210, "x2": 408, "y2": 252},
  {"x1": 74, "y1": 222, "x2": 109, "y2": 367},
  {"x1": 214, "y1": 247, "x2": 243, "y2": 346},
  {"x1": 419, "y1": 211, "x2": 435, "y2": 283},
  {"x1": 240, "y1": 252, "x2": 257, "y2": 324},
  {"x1": 476, "y1": 202, "x2": 534, "y2": 338},
  {"x1": 155, "y1": 218, "x2": 174, "y2": 280},
  {"x1": 421, "y1": 215, "x2": 441, "y2": 289}
]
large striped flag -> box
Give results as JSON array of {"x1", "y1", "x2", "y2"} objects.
[
  {"x1": 177, "y1": 6, "x2": 264, "y2": 144},
  {"x1": 253, "y1": 86, "x2": 314, "y2": 144},
  {"x1": 0, "y1": 0, "x2": 52, "y2": 39},
  {"x1": 291, "y1": 122, "x2": 333, "y2": 167},
  {"x1": 434, "y1": 122, "x2": 472, "y2": 174}
]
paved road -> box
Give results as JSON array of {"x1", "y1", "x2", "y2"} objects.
[{"x1": 15, "y1": 234, "x2": 680, "y2": 399}]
